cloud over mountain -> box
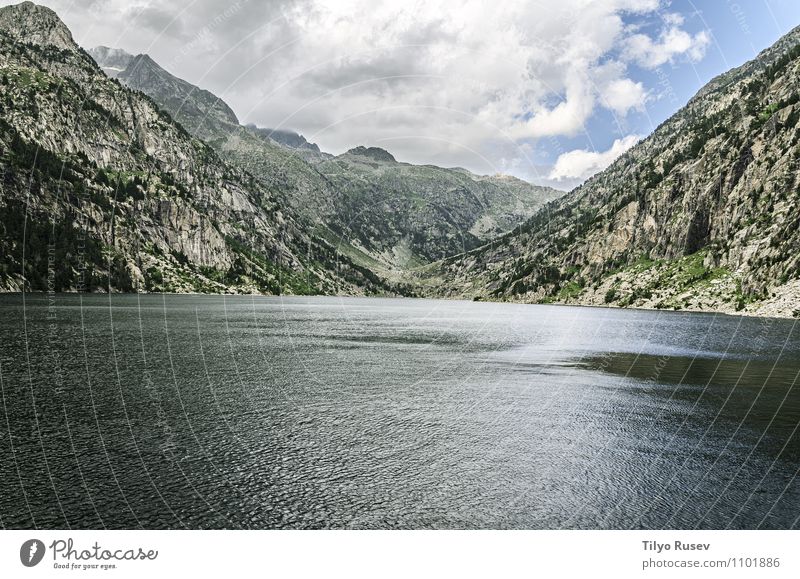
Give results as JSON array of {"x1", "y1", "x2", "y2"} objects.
[{"x1": 22, "y1": 0, "x2": 711, "y2": 184}]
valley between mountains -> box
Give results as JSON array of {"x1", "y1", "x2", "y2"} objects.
[{"x1": 2, "y1": 1, "x2": 800, "y2": 318}]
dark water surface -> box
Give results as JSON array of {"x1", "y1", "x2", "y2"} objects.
[{"x1": 1, "y1": 294, "x2": 798, "y2": 529}]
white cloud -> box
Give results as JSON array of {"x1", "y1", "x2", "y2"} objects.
[
  {"x1": 662, "y1": 12, "x2": 685, "y2": 26},
  {"x1": 624, "y1": 17, "x2": 711, "y2": 69},
  {"x1": 18, "y1": 0, "x2": 711, "y2": 184},
  {"x1": 549, "y1": 135, "x2": 640, "y2": 181},
  {"x1": 518, "y1": 74, "x2": 596, "y2": 138},
  {"x1": 600, "y1": 78, "x2": 648, "y2": 116}
]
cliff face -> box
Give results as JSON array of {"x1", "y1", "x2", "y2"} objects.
[
  {"x1": 0, "y1": 2, "x2": 395, "y2": 295},
  {"x1": 430, "y1": 26, "x2": 800, "y2": 318}
]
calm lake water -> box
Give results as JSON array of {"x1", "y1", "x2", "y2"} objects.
[{"x1": 0, "y1": 294, "x2": 798, "y2": 529}]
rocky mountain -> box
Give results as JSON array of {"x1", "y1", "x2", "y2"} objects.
[
  {"x1": 88, "y1": 46, "x2": 322, "y2": 155},
  {"x1": 0, "y1": 1, "x2": 395, "y2": 295},
  {"x1": 0, "y1": 0, "x2": 74, "y2": 52},
  {"x1": 92, "y1": 48, "x2": 241, "y2": 137},
  {"x1": 89, "y1": 45, "x2": 563, "y2": 274},
  {"x1": 430, "y1": 25, "x2": 800, "y2": 318}
]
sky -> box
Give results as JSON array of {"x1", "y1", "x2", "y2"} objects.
[{"x1": 6, "y1": 0, "x2": 800, "y2": 189}]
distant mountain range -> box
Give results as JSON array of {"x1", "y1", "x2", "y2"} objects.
[
  {"x1": 2, "y1": 1, "x2": 800, "y2": 318},
  {"x1": 88, "y1": 43, "x2": 562, "y2": 275}
]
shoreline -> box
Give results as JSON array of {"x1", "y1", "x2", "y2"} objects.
[{"x1": 2, "y1": 289, "x2": 799, "y2": 321}]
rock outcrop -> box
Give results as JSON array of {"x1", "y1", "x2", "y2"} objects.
[{"x1": 0, "y1": 1, "x2": 76, "y2": 53}]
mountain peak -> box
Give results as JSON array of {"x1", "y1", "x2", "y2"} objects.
[
  {"x1": 0, "y1": 1, "x2": 77, "y2": 52},
  {"x1": 131, "y1": 53, "x2": 157, "y2": 66},
  {"x1": 96, "y1": 49, "x2": 240, "y2": 129},
  {"x1": 88, "y1": 45, "x2": 134, "y2": 77},
  {"x1": 122, "y1": 53, "x2": 162, "y2": 74},
  {"x1": 345, "y1": 146, "x2": 396, "y2": 163}
]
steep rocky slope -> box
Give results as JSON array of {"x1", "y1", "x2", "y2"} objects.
[
  {"x1": 430, "y1": 25, "x2": 800, "y2": 318},
  {"x1": 89, "y1": 46, "x2": 562, "y2": 273},
  {"x1": 89, "y1": 49, "x2": 241, "y2": 138},
  {"x1": 0, "y1": 2, "x2": 394, "y2": 295}
]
